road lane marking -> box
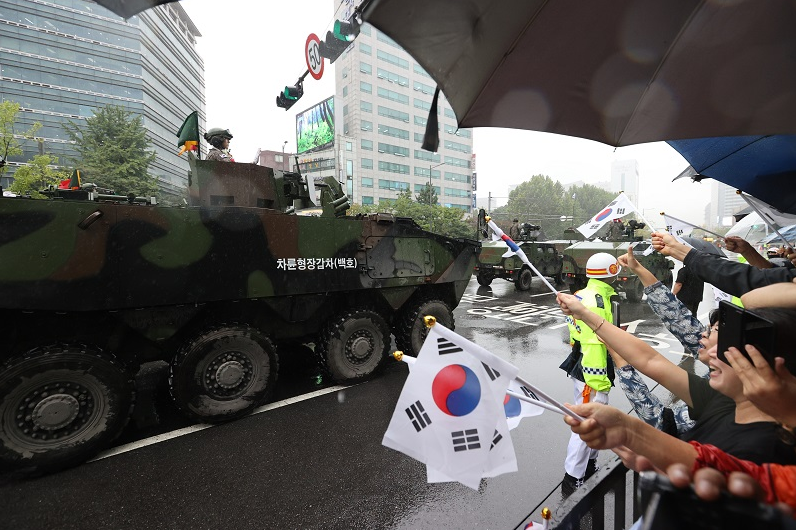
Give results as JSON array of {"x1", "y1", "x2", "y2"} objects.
[{"x1": 89, "y1": 385, "x2": 350, "y2": 462}]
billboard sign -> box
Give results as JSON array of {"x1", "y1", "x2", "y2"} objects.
[{"x1": 296, "y1": 96, "x2": 335, "y2": 154}]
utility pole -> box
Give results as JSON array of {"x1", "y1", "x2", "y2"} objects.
[
  {"x1": 282, "y1": 140, "x2": 288, "y2": 171},
  {"x1": 428, "y1": 161, "x2": 446, "y2": 205}
]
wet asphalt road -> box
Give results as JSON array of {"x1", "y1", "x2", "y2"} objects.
[{"x1": 0, "y1": 273, "x2": 710, "y2": 530}]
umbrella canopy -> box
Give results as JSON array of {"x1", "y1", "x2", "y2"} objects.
[
  {"x1": 93, "y1": 0, "x2": 176, "y2": 18},
  {"x1": 680, "y1": 236, "x2": 722, "y2": 256},
  {"x1": 362, "y1": 0, "x2": 796, "y2": 147},
  {"x1": 667, "y1": 135, "x2": 796, "y2": 213},
  {"x1": 761, "y1": 225, "x2": 796, "y2": 246}
]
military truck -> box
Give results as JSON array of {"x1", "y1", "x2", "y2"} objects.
[
  {"x1": 561, "y1": 220, "x2": 674, "y2": 301},
  {"x1": 474, "y1": 222, "x2": 564, "y2": 290},
  {"x1": 0, "y1": 156, "x2": 479, "y2": 472}
]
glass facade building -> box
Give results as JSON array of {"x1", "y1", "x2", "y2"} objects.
[
  {"x1": 0, "y1": 0, "x2": 204, "y2": 198},
  {"x1": 333, "y1": 1, "x2": 475, "y2": 213}
]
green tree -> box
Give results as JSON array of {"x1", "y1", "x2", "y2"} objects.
[
  {"x1": 9, "y1": 154, "x2": 70, "y2": 198},
  {"x1": 350, "y1": 190, "x2": 472, "y2": 239},
  {"x1": 568, "y1": 183, "x2": 618, "y2": 229},
  {"x1": 415, "y1": 183, "x2": 438, "y2": 206},
  {"x1": 63, "y1": 105, "x2": 157, "y2": 195},
  {"x1": 1, "y1": 101, "x2": 41, "y2": 176},
  {"x1": 493, "y1": 174, "x2": 567, "y2": 237}
]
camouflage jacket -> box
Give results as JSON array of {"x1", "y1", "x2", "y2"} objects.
[
  {"x1": 207, "y1": 148, "x2": 234, "y2": 162},
  {"x1": 567, "y1": 278, "x2": 615, "y2": 392}
]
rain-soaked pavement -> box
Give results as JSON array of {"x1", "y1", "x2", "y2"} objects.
[{"x1": 0, "y1": 273, "x2": 711, "y2": 530}]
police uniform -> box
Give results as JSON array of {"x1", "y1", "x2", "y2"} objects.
[{"x1": 560, "y1": 255, "x2": 618, "y2": 492}]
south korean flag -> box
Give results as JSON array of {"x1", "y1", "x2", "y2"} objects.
[{"x1": 382, "y1": 323, "x2": 519, "y2": 490}]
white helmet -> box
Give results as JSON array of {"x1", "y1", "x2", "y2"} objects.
[{"x1": 586, "y1": 252, "x2": 621, "y2": 278}]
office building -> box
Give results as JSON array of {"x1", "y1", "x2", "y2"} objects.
[
  {"x1": 709, "y1": 179, "x2": 746, "y2": 227},
  {"x1": 0, "y1": 0, "x2": 204, "y2": 198},
  {"x1": 610, "y1": 160, "x2": 639, "y2": 206},
  {"x1": 332, "y1": 18, "x2": 475, "y2": 212}
]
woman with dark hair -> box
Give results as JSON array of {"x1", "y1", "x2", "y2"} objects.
[
  {"x1": 556, "y1": 293, "x2": 796, "y2": 466},
  {"x1": 204, "y1": 128, "x2": 234, "y2": 162},
  {"x1": 566, "y1": 338, "x2": 796, "y2": 511}
]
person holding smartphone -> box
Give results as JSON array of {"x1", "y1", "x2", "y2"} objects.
[{"x1": 555, "y1": 293, "x2": 796, "y2": 466}]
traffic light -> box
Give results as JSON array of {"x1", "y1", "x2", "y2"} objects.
[
  {"x1": 319, "y1": 16, "x2": 360, "y2": 64},
  {"x1": 276, "y1": 82, "x2": 303, "y2": 110},
  {"x1": 319, "y1": 31, "x2": 350, "y2": 64},
  {"x1": 333, "y1": 18, "x2": 360, "y2": 41}
]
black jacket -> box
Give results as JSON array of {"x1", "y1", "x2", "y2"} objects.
[{"x1": 683, "y1": 249, "x2": 796, "y2": 297}]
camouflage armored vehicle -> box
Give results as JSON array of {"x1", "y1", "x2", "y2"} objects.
[
  {"x1": 561, "y1": 221, "x2": 673, "y2": 301},
  {"x1": 0, "y1": 156, "x2": 478, "y2": 472},
  {"x1": 474, "y1": 223, "x2": 564, "y2": 290}
]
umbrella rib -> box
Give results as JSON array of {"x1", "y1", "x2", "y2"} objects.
[
  {"x1": 616, "y1": 0, "x2": 706, "y2": 146},
  {"x1": 461, "y1": 0, "x2": 551, "y2": 126},
  {"x1": 694, "y1": 136, "x2": 771, "y2": 174}
]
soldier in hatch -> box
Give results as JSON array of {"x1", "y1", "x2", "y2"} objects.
[
  {"x1": 558, "y1": 252, "x2": 619, "y2": 495},
  {"x1": 204, "y1": 128, "x2": 235, "y2": 162}
]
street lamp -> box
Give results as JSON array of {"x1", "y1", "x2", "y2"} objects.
[
  {"x1": 428, "y1": 161, "x2": 445, "y2": 205},
  {"x1": 282, "y1": 140, "x2": 288, "y2": 171}
]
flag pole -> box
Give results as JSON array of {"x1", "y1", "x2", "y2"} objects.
[
  {"x1": 485, "y1": 217, "x2": 558, "y2": 295},
  {"x1": 506, "y1": 390, "x2": 575, "y2": 417},
  {"x1": 622, "y1": 192, "x2": 657, "y2": 232},
  {"x1": 738, "y1": 191, "x2": 792, "y2": 247},
  {"x1": 660, "y1": 211, "x2": 726, "y2": 240},
  {"x1": 514, "y1": 375, "x2": 585, "y2": 421}
]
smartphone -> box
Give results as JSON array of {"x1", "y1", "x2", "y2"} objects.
[
  {"x1": 612, "y1": 299, "x2": 628, "y2": 331},
  {"x1": 716, "y1": 300, "x2": 776, "y2": 365},
  {"x1": 637, "y1": 471, "x2": 784, "y2": 530}
]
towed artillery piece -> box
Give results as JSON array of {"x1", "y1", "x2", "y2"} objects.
[{"x1": 0, "y1": 156, "x2": 479, "y2": 472}]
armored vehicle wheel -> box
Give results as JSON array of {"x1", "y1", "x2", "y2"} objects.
[
  {"x1": 515, "y1": 268, "x2": 533, "y2": 291},
  {"x1": 170, "y1": 325, "x2": 278, "y2": 423},
  {"x1": 554, "y1": 272, "x2": 566, "y2": 286},
  {"x1": 476, "y1": 272, "x2": 493, "y2": 287},
  {"x1": 395, "y1": 299, "x2": 455, "y2": 358},
  {"x1": 625, "y1": 279, "x2": 645, "y2": 303},
  {"x1": 317, "y1": 309, "x2": 390, "y2": 382},
  {"x1": 0, "y1": 345, "x2": 134, "y2": 473}
]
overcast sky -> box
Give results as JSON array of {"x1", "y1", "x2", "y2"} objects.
[{"x1": 180, "y1": 0, "x2": 711, "y2": 226}]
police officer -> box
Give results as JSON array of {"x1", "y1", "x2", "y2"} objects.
[
  {"x1": 559, "y1": 252, "x2": 619, "y2": 495},
  {"x1": 204, "y1": 128, "x2": 234, "y2": 162}
]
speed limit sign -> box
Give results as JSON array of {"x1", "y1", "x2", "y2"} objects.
[{"x1": 306, "y1": 33, "x2": 324, "y2": 80}]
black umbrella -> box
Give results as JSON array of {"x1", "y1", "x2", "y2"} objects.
[
  {"x1": 362, "y1": 0, "x2": 796, "y2": 147},
  {"x1": 93, "y1": 0, "x2": 176, "y2": 18},
  {"x1": 681, "y1": 237, "x2": 722, "y2": 256}
]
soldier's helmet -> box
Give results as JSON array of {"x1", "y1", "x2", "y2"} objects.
[
  {"x1": 586, "y1": 252, "x2": 621, "y2": 278},
  {"x1": 204, "y1": 128, "x2": 233, "y2": 141}
]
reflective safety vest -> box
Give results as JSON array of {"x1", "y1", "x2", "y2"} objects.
[{"x1": 566, "y1": 278, "x2": 616, "y2": 393}]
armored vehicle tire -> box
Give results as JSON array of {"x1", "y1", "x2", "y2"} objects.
[
  {"x1": 476, "y1": 272, "x2": 493, "y2": 287},
  {"x1": 515, "y1": 268, "x2": 533, "y2": 291},
  {"x1": 625, "y1": 279, "x2": 645, "y2": 303},
  {"x1": 317, "y1": 309, "x2": 391, "y2": 382},
  {"x1": 0, "y1": 345, "x2": 134, "y2": 473},
  {"x1": 554, "y1": 272, "x2": 565, "y2": 286},
  {"x1": 169, "y1": 325, "x2": 278, "y2": 423},
  {"x1": 395, "y1": 299, "x2": 455, "y2": 358}
]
